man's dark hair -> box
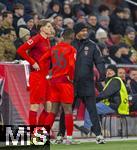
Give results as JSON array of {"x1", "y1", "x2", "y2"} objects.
[
  {"x1": 88, "y1": 13, "x2": 97, "y2": 18},
  {"x1": 2, "y1": 11, "x2": 12, "y2": 19},
  {"x1": 129, "y1": 68, "x2": 137, "y2": 73},
  {"x1": 62, "y1": 28, "x2": 74, "y2": 41},
  {"x1": 114, "y1": 7, "x2": 124, "y2": 14},
  {"x1": 98, "y1": 4, "x2": 110, "y2": 13},
  {"x1": 13, "y1": 3, "x2": 24, "y2": 10}
]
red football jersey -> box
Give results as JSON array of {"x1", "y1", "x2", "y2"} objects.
[
  {"x1": 40, "y1": 42, "x2": 76, "y2": 80},
  {"x1": 17, "y1": 33, "x2": 51, "y2": 72}
]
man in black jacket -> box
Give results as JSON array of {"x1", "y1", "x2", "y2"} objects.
[
  {"x1": 56, "y1": 22, "x2": 106, "y2": 144},
  {"x1": 73, "y1": 22, "x2": 106, "y2": 144}
]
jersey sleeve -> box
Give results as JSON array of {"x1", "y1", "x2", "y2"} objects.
[{"x1": 17, "y1": 36, "x2": 39, "y2": 65}]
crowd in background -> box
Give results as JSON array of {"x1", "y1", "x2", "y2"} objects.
[{"x1": 0, "y1": 0, "x2": 137, "y2": 112}]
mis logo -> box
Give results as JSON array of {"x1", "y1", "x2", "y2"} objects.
[{"x1": 0, "y1": 125, "x2": 50, "y2": 146}]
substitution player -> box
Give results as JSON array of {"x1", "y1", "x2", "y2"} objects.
[
  {"x1": 40, "y1": 29, "x2": 77, "y2": 144},
  {"x1": 17, "y1": 19, "x2": 54, "y2": 125}
]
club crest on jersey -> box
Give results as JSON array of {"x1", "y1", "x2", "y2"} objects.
[
  {"x1": 84, "y1": 46, "x2": 89, "y2": 51},
  {"x1": 27, "y1": 39, "x2": 33, "y2": 45},
  {"x1": 84, "y1": 47, "x2": 89, "y2": 55}
]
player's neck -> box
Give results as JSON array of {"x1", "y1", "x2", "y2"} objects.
[
  {"x1": 40, "y1": 32, "x2": 48, "y2": 39},
  {"x1": 62, "y1": 39, "x2": 71, "y2": 44}
]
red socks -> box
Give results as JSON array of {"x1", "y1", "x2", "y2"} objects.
[
  {"x1": 38, "y1": 109, "x2": 49, "y2": 125},
  {"x1": 29, "y1": 111, "x2": 37, "y2": 125},
  {"x1": 44, "y1": 112, "x2": 55, "y2": 128},
  {"x1": 65, "y1": 114, "x2": 73, "y2": 136}
]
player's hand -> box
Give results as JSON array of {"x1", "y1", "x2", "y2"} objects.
[
  {"x1": 32, "y1": 62, "x2": 40, "y2": 71},
  {"x1": 46, "y1": 75, "x2": 52, "y2": 80},
  {"x1": 101, "y1": 81, "x2": 105, "y2": 87},
  {"x1": 67, "y1": 76, "x2": 73, "y2": 83}
]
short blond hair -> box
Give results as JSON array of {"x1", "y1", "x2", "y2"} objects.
[{"x1": 37, "y1": 19, "x2": 51, "y2": 31}]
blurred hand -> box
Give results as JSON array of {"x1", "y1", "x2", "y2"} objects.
[
  {"x1": 46, "y1": 75, "x2": 52, "y2": 80},
  {"x1": 67, "y1": 76, "x2": 73, "y2": 83},
  {"x1": 32, "y1": 62, "x2": 40, "y2": 71},
  {"x1": 101, "y1": 81, "x2": 105, "y2": 87}
]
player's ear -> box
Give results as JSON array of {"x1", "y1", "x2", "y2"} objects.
[{"x1": 40, "y1": 26, "x2": 43, "y2": 32}]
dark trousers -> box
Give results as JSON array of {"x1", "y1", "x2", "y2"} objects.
[{"x1": 58, "y1": 96, "x2": 101, "y2": 136}]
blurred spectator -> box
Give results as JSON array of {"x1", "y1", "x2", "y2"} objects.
[
  {"x1": 30, "y1": 0, "x2": 51, "y2": 18},
  {"x1": 121, "y1": 26, "x2": 137, "y2": 64},
  {"x1": 109, "y1": 43, "x2": 132, "y2": 64},
  {"x1": 1, "y1": 11, "x2": 16, "y2": 41},
  {"x1": 98, "y1": 15, "x2": 110, "y2": 31},
  {"x1": 118, "y1": 67, "x2": 127, "y2": 82},
  {"x1": 123, "y1": 7, "x2": 133, "y2": 28},
  {"x1": 128, "y1": 68, "x2": 137, "y2": 111},
  {"x1": 2, "y1": 11, "x2": 14, "y2": 29},
  {"x1": 129, "y1": 51, "x2": 137, "y2": 64},
  {"x1": 14, "y1": 26, "x2": 30, "y2": 59},
  {"x1": 0, "y1": 14, "x2": 3, "y2": 35},
  {"x1": 1, "y1": 0, "x2": 32, "y2": 13},
  {"x1": 98, "y1": 42, "x2": 115, "y2": 64},
  {"x1": 16, "y1": 0, "x2": 32, "y2": 14},
  {"x1": 98, "y1": 4, "x2": 110, "y2": 16},
  {"x1": 30, "y1": 12, "x2": 40, "y2": 36},
  {"x1": 121, "y1": 26, "x2": 137, "y2": 51},
  {"x1": 0, "y1": 28, "x2": 16, "y2": 61},
  {"x1": 129, "y1": 68, "x2": 137, "y2": 92},
  {"x1": 73, "y1": 0, "x2": 92, "y2": 16},
  {"x1": 24, "y1": 15, "x2": 34, "y2": 35},
  {"x1": 109, "y1": 7, "x2": 125, "y2": 36},
  {"x1": 0, "y1": 0, "x2": 13, "y2": 12},
  {"x1": 32, "y1": 13, "x2": 40, "y2": 27},
  {"x1": 53, "y1": 15, "x2": 64, "y2": 42},
  {"x1": 45, "y1": 0, "x2": 62, "y2": 18},
  {"x1": 87, "y1": 13, "x2": 99, "y2": 33},
  {"x1": 76, "y1": 10, "x2": 86, "y2": 23},
  {"x1": 117, "y1": 66, "x2": 131, "y2": 92},
  {"x1": 63, "y1": 18, "x2": 74, "y2": 29},
  {"x1": 13, "y1": 3, "x2": 26, "y2": 36},
  {"x1": 98, "y1": 15, "x2": 114, "y2": 46},
  {"x1": 62, "y1": 3, "x2": 73, "y2": 18},
  {"x1": 0, "y1": 2, "x2": 6, "y2": 13},
  {"x1": 96, "y1": 28, "x2": 108, "y2": 44},
  {"x1": 18, "y1": 27, "x2": 30, "y2": 41}
]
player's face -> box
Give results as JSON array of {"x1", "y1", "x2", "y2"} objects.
[{"x1": 42, "y1": 23, "x2": 54, "y2": 37}]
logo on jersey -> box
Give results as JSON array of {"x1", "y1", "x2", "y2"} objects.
[
  {"x1": 84, "y1": 46, "x2": 89, "y2": 56},
  {"x1": 84, "y1": 47, "x2": 89, "y2": 51},
  {"x1": 27, "y1": 39, "x2": 33, "y2": 45}
]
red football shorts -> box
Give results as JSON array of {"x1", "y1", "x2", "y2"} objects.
[
  {"x1": 48, "y1": 82, "x2": 74, "y2": 104},
  {"x1": 29, "y1": 71, "x2": 49, "y2": 104}
]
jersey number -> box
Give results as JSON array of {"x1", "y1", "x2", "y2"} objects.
[{"x1": 53, "y1": 50, "x2": 67, "y2": 69}]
